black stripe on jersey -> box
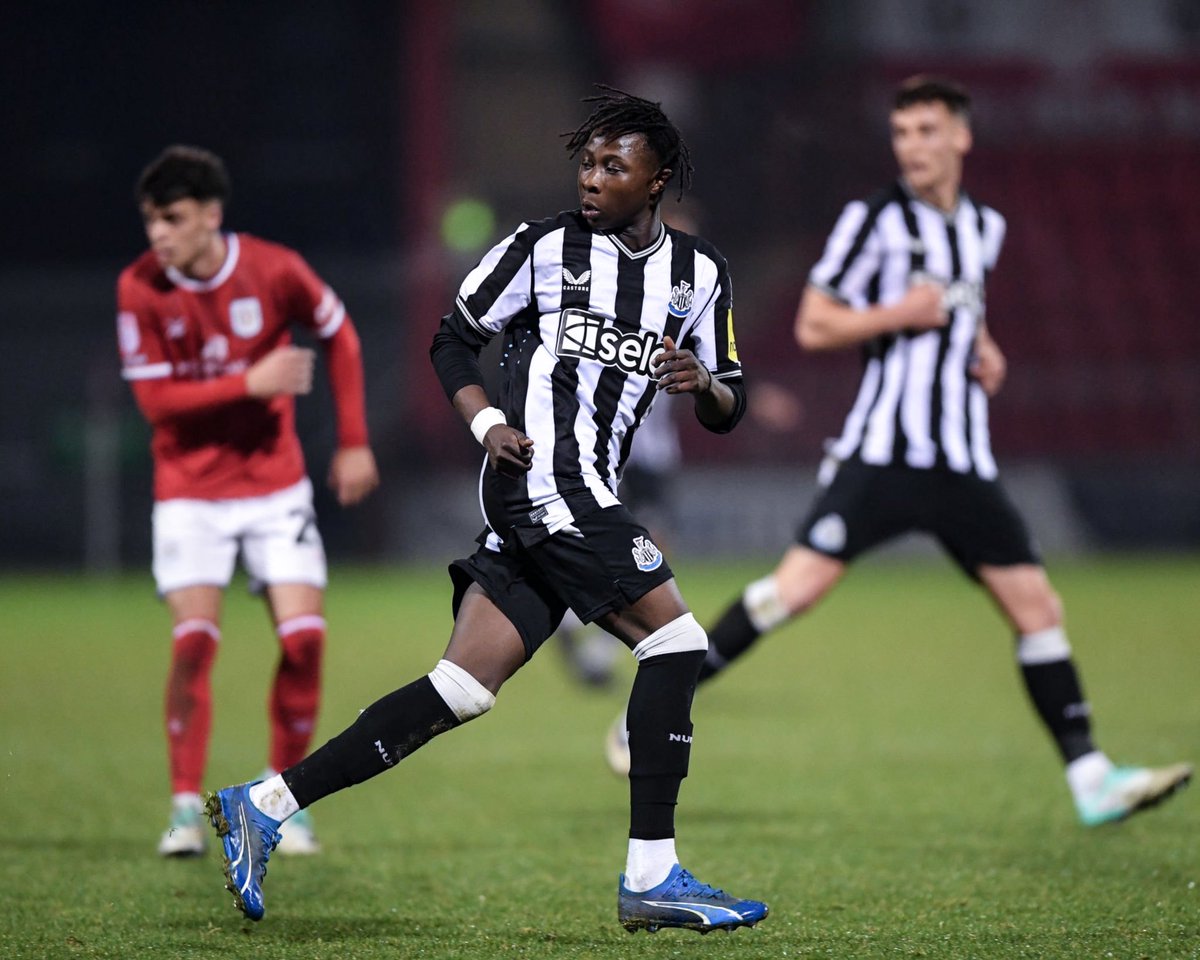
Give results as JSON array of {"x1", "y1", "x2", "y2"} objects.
[
  {"x1": 899, "y1": 195, "x2": 927, "y2": 275},
  {"x1": 586, "y1": 252, "x2": 647, "y2": 492},
  {"x1": 890, "y1": 196, "x2": 930, "y2": 466},
  {"x1": 496, "y1": 302, "x2": 542, "y2": 435},
  {"x1": 970, "y1": 196, "x2": 992, "y2": 284},
  {"x1": 862, "y1": 270, "x2": 887, "y2": 361},
  {"x1": 929, "y1": 218, "x2": 962, "y2": 469},
  {"x1": 550, "y1": 225, "x2": 595, "y2": 500}
]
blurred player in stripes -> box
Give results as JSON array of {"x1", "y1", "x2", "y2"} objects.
[
  {"x1": 606, "y1": 75, "x2": 1192, "y2": 826},
  {"x1": 117, "y1": 146, "x2": 379, "y2": 857},
  {"x1": 205, "y1": 87, "x2": 768, "y2": 934}
]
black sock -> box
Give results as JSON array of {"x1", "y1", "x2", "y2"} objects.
[
  {"x1": 282, "y1": 676, "x2": 460, "y2": 809},
  {"x1": 627, "y1": 649, "x2": 706, "y2": 839},
  {"x1": 697, "y1": 598, "x2": 762, "y2": 683},
  {"x1": 1020, "y1": 658, "x2": 1096, "y2": 763}
]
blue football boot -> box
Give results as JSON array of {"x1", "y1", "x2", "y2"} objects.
[
  {"x1": 204, "y1": 783, "x2": 282, "y2": 921},
  {"x1": 618, "y1": 864, "x2": 769, "y2": 934}
]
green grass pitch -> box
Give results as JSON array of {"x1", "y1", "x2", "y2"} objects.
[{"x1": 1, "y1": 554, "x2": 1197, "y2": 959}]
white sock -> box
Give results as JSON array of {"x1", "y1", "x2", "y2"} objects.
[
  {"x1": 624, "y1": 838, "x2": 678, "y2": 892},
  {"x1": 1066, "y1": 750, "x2": 1114, "y2": 802},
  {"x1": 171, "y1": 791, "x2": 203, "y2": 813},
  {"x1": 248, "y1": 774, "x2": 300, "y2": 822}
]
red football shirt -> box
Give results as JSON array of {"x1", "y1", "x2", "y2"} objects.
[{"x1": 117, "y1": 233, "x2": 368, "y2": 501}]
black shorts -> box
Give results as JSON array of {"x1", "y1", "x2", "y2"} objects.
[
  {"x1": 449, "y1": 504, "x2": 674, "y2": 660},
  {"x1": 796, "y1": 459, "x2": 1041, "y2": 579}
]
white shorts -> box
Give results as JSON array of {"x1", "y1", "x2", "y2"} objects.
[{"x1": 152, "y1": 478, "x2": 327, "y2": 595}]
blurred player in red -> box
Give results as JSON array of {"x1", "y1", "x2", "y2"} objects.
[{"x1": 116, "y1": 145, "x2": 379, "y2": 857}]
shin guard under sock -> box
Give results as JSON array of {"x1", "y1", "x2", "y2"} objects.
[{"x1": 627, "y1": 649, "x2": 706, "y2": 839}]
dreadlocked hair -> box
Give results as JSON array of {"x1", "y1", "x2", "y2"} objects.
[{"x1": 562, "y1": 84, "x2": 694, "y2": 202}]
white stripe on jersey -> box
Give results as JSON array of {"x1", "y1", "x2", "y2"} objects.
[
  {"x1": 811, "y1": 182, "x2": 1004, "y2": 478},
  {"x1": 314, "y1": 286, "x2": 346, "y2": 338}
]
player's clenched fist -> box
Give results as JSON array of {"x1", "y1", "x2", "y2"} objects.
[
  {"x1": 898, "y1": 281, "x2": 949, "y2": 330},
  {"x1": 246, "y1": 345, "x2": 316, "y2": 398},
  {"x1": 483, "y1": 426, "x2": 535, "y2": 479}
]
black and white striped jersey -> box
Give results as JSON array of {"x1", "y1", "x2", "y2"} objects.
[
  {"x1": 443, "y1": 210, "x2": 742, "y2": 535},
  {"x1": 810, "y1": 180, "x2": 1006, "y2": 478}
]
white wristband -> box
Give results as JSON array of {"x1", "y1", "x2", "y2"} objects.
[{"x1": 470, "y1": 407, "x2": 507, "y2": 445}]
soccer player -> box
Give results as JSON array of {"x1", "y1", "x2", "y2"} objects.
[
  {"x1": 117, "y1": 146, "x2": 380, "y2": 857},
  {"x1": 605, "y1": 75, "x2": 1193, "y2": 826},
  {"x1": 205, "y1": 87, "x2": 769, "y2": 934}
]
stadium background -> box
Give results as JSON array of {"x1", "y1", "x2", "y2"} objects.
[{"x1": 2, "y1": 0, "x2": 1198, "y2": 570}]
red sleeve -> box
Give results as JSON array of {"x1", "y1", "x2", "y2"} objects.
[
  {"x1": 278, "y1": 251, "x2": 369, "y2": 448},
  {"x1": 280, "y1": 250, "x2": 347, "y2": 338},
  {"x1": 322, "y1": 320, "x2": 370, "y2": 448},
  {"x1": 129, "y1": 375, "x2": 250, "y2": 426},
  {"x1": 116, "y1": 270, "x2": 171, "y2": 382}
]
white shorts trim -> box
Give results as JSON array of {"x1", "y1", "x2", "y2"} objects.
[{"x1": 152, "y1": 477, "x2": 327, "y2": 595}]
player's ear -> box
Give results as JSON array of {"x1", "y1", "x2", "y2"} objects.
[
  {"x1": 202, "y1": 199, "x2": 224, "y2": 230},
  {"x1": 955, "y1": 120, "x2": 973, "y2": 156},
  {"x1": 650, "y1": 167, "x2": 671, "y2": 198}
]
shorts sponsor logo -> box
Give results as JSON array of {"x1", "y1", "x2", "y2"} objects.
[
  {"x1": 556, "y1": 308, "x2": 662, "y2": 378},
  {"x1": 631, "y1": 535, "x2": 662, "y2": 572},
  {"x1": 668, "y1": 280, "x2": 694, "y2": 318},
  {"x1": 810, "y1": 513, "x2": 846, "y2": 553},
  {"x1": 229, "y1": 297, "x2": 264, "y2": 338}
]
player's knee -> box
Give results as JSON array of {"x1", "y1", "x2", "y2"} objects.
[
  {"x1": 631, "y1": 612, "x2": 708, "y2": 662},
  {"x1": 427, "y1": 659, "x2": 496, "y2": 722},
  {"x1": 1016, "y1": 625, "x2": 1072, "y2": 664},
  {"x1": 277, "y1": 615, "x2": 326, "y2": 667},
  {"x1": 170, "y1": 619, "x2": 219, "y2": 672}
]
